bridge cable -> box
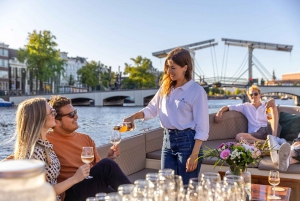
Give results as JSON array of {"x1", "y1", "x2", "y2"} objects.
[
  {"x1": 223, "y1": 45, "x2": 230, "y2": 83},
  {"x1": 221, "y1": 44, "x2": 227, "y2": 83},
  {"x1": 252, "y1": 55, "x2": 272, "y2": 80},
  {"x1": 194, "y1": 57, "x2": 206, "y2": 77},
  {"x1": 227, "y1": 52, "x2": 248, "y2": 83},
  {"x1": 209, "y1": 45, "x2": 217, "y2": 82},
  {"x1": 253, "y1": 62, "x2": 268, "y2": 80},
  {"x1": 231, "y1": 69, "x2": 248, "y2": 85},
  {"x1": 213, "y1": 45, "x2": 219, "y2": 81}
]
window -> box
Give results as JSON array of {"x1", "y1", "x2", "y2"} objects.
[
  {"x1": 0, "y1": 59, "x2": 8, "y2": 67},
  {"x1": 0, "y1": 70, "x2": 8, "y2": 79},
  {"x1": 10, "y1": 67, "x2": 15, "y2": 78},
  {"x1": 0, "y1": 49, "x2": 8, "y2": 57},
  {"x1": 17, "y1": 68, "x2": 21, "y2": 78}
]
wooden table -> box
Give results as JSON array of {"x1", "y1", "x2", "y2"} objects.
[{"x1": 251, "y1": 184, "x2": 291, "y2": 201}]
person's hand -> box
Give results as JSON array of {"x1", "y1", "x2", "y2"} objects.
[
  {"x1": 107, "y1": 144, "x2": 120, "y2": 159},
  {"x1": 214, "y1": 110, "x2": 223, "y2": 123},
  {"x1": 72, "y1": 164, "x2": 90, "y2": 183},
  {"x1": 123, "y1": 115, "x2": 135, "y2": 125},
  {"x1": 186, "y1": 153, "x2": 198, "y2": 172},
  {"x1": 265, "y1": 98, "x2": 275, "y2": 108}
]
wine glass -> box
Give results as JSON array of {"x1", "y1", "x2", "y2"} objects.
[
  {"x1": 110, "y1": 130, "x2": 121, "y2": 158},
  {"x1": 268, "y1": 170, "x2": 281, "y2": 199},
  {"x1": 81, "y1": 147, "x2": 94, "y2": 179}
]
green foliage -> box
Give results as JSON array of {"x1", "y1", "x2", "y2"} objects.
[
  {"x1": 225, "y1": 90, "x2": 231, "y2": 95},
  {"x1": 17, "y1": 30, "x2": 65, "y2": 91},
  {"x1": 68, "y1": 74, "x2": 75, "y2": 86},
  {"x1": 123, "y1": 56, "x2": 156, "y2": 89},
  {"x1": 77, "y1": 61, "x2": 99, "y2": 90},
  {"x1": 210, "y1": 87, "x2": 220, "y2": 95},
  {"x1": 100, "y1": 71, "x2": 115, "y2": 89},
  {"x1": 235, "y1": 88, "x2": 241, "y2": 95}
]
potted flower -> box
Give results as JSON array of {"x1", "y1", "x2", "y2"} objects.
[{"x1": 201, "y1": 140, "x2": 268, "y2": 190}]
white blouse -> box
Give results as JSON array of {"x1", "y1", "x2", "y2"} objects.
[{"x1": 141, "y1": 80, "x2": 209, "y2": 141}]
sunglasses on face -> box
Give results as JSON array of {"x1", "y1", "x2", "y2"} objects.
[
  {"x1": 47, "y1": 108, "x2": 57, "y2": 117},
  {"x1": 56, "y1": 109, "x2": 77, "y2": 119},
  {"x1": 249, "y1": 92, "x2": 259, "y2": 97}
]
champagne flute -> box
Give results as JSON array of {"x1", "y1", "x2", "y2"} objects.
[
  {"x1": 81, "y1": 147, "x2": 94, "y2": 179},
  {"x1": 268, "y1": 170, "x2": 281, "y2": 199},
  {"x1": 110, "y1": 130, "x2": 121, "y2": 158}
]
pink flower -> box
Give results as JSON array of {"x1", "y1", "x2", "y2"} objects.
[
  {"x1": 218, "y1": 143, "x2": 225, "y2": 149},
  {"x1": 220, "y1": 149, "x2": 230, "y2": 159}
]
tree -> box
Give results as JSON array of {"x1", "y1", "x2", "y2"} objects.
[
  {"x1": 235, "y1": 88, "x2": 241, "y2": 95},
  {"x1": 100, "y1": 71, "x2": 115, "y2": 90},
  {"x1": 68, "y1": 74, "x2": 75, "y2": 86},
  {"x1": 123, "y1": 56, "x2": 156, "y2": 89},
  {"x1": 17, "y1": 30, "x2": 65, "y2": 93},
  {"x1": 77, "y1": 61, "x2": 99, "y2": 90}
]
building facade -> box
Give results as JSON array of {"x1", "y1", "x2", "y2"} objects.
[
  {"x1": 8, "y1": 49, "x2": 29, "y2": 95},
  {"x1": 0, "y1": 43, "x2": 9, "y2": 95},
  {"x1": 60, "y1": 52, "x2": 87, "y2": 87}
]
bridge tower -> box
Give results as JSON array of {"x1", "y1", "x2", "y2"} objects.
[
  {"x1": 222, "y1": 38, "x2": 293, "y2": 85},
  {"x1": 152, "y1": 39, "x2": 218, "y2": 81}
]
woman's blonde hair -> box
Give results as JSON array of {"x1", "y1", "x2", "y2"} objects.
[
  {"x1": 14, "y1": 97, "x2": 50, "y2": 164},
  {"x1": 160, "y1": 47, "x2": 193, "y2": 96}
]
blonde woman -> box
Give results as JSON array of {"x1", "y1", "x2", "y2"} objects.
[
  {"x1": 13, "y1": 97, "x2": 89, "y2": 201},
  {"x1": 124, "y1": 48, "x2": 209, "y2": 185}
]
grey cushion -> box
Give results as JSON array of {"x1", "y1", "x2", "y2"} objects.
[
  {"x1": 258, "y1": 156, "x2": 300, "y2": 174},
  {"x1": 146, "y1": 150, "x2": 161, "y2": 160},
  {"x1": 127, "y1": 168, "x2": 158, "y2": 183},
  {"x1": 208, "y1": 111, "x2": 248, "y2": 141}
]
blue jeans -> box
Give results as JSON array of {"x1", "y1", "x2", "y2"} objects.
[{"x1": 161, "y1": 128, "x2": 203, "y2": 185}]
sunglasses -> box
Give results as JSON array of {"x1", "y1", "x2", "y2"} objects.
[
  {"x1": 47, "y1": 108, "x2": 57, "y2": 117},
  {"x1": 249, "y1": 92, "x2": 259, "y2": 97},
  {"x1": 56, "y1": 109, "x2": 77, "y2": 119}
]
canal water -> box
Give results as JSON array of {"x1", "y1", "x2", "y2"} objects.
[{"x1": 0, "y1": 99, "x2": 295, "y2": 160}]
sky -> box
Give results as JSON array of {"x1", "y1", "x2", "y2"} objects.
[{"x1": 0, "y1": 0, "x2": 299, "y2": 83}]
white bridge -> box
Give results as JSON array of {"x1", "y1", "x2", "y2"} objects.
[{"x1": 9, "y1": 89, "x2": 159, "y2": 106}]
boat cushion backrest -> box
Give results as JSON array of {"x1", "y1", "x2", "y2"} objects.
[
  {"x1": 97, "y1": 134, "x2": 146, "y2": 175},
  {"x1": 207, "y1": 111, "x2": 248, "y2": 140},
  {"x1": 145, "y1": 128, "x2": 164, "y2": 153}
]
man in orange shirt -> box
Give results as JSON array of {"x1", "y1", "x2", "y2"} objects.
[{"x1": 47, "y1": 95, "x2": 130, "y2": 201}]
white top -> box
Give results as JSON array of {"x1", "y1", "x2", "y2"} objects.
[
  {"x1": 141, "y1": 80, "x2": 209, "y2": 141},
  {"x1": 228, "y1": 102, "x2": 268, "y2": 133}
]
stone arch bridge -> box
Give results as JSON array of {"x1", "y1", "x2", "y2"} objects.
[{"x1": 9, "y1": 89, "x2": 159, "y2": 106}]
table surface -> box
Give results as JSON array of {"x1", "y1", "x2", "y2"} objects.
[{"x1": 251, "y1": 184, "x2": 291, "y2": 201}]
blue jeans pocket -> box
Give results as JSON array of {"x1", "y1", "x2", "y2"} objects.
[{"x1": 175, "y1": 135, "x2": 192, "y2": 151}]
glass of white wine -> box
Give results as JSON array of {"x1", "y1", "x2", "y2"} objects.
[
  {"x1": 110, "y1": 130, "x2": 121, "y2": 158},
  {"x1": 268, "y1": 170, "x2": 281, "y2": 199},
  {"x1": 81, "y1": 147, "x2": 94, "y2": 179}
]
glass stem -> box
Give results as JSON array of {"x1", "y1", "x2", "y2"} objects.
[{"x1": 273, "y1": 185, "x2": 275, "y2": 196}]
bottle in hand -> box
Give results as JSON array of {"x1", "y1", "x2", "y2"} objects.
[
  {"x1": 266, "y1": 108, "x2": 272, "y2": 120},
  {"x1": 113, "y1": 122, "x2": 134, "y2": 132}
]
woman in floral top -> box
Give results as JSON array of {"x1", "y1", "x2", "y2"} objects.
[{"x1": 13, "y1": 97, "x2": 90, "y2": 201}]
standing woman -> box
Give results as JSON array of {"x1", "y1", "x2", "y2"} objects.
[
  {"x1": 124, "y1": 47, "x2": 209, "y2": 184},
  {"x1": 13, "y1": 97, "x2": 89, "y2": 201}
]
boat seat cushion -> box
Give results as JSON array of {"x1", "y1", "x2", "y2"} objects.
[
  {"x1": 146, "y1": 150, "x2": 161, "y2": 160},
  {"x1": 279, "y1": 112, "x2": 300, "y2": 141},
  {"x1": 97, "y1": 134, "x2": 146, "y2": 176},
  {"x1": 127, "y1": 168, "x2": 158, "y2": 183},
  {"x1": 208, "y1": 111, "x2": 248, "y2": 140},
  {"x1": 258, "y1": 156, "x2": 300, "y2": 174}
]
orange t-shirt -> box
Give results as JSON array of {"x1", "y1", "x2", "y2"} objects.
[{"x1": 46, "y1": 131, "x2": 101, "y2": 183}]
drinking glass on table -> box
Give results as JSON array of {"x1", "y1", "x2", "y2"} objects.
[
  {"x1": 81, "y1": 147, "x2": 94, "y2": 179},
  {"x1": 268, "y1": 170, "x2": 281, "y2": 199},
  {"x1": 110, "y1": 130, "x2": 121, "y2": 158}
]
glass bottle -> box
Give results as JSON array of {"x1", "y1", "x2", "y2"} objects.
[
  {"x1": 113, "y1": 122, "x2": 134, "y2": 132},
  {"x1": 0, "y1": 159, "x2": 56, "y2": 201},
  {"x1": 266, "y1": 108, "x2": 272, "y2": 120}
]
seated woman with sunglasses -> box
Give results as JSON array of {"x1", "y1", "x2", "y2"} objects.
[
  {"x1": 215, "y1": 85, "x2": 279, "y2": 144},
  {"x1": 11, "y1": 97, "x2": 90, "y2": 201}
]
